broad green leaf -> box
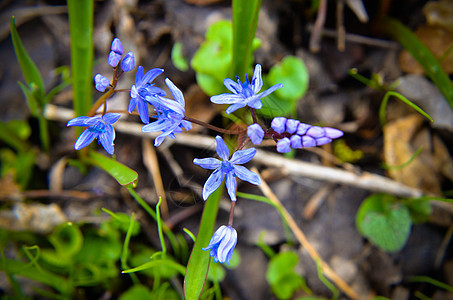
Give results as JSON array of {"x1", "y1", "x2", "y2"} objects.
[
  {"x1": 268, "y1": 56, "x2": 309, "y2": 102},
  {"x1": 207, "y1": 259, "x2": 226, "y2": 282},
  {"x1": 10, "y1": 16, "x2": 45, "y2": 102},
  {"x1": 381, "y1": 18, "x2": 453, "y2": 111},
  {"x1": 171, "y1": 42, "x2": 189, "y2": 71},
  {"x1": 191, "y1": 20, "x2": 260, "y2": 96},
  {"x1": 67, "y1": 0, "x2": 94, "y2": 118},
  {"x1": 232, "y1": 0, "x2": 263, "y2": 77},
  {"x1": 266, "y1": 252, "x2": 305, "y2": 300},
  {"x1": 184, "y1": 186, "x2": 223, "y2": 300},
  {"x1": 86, "y1": 150, "x2": 138, "y2": 187},
  {"x1": 356, "y1": 194, "x2": 412, "y2": 252},
  {"x1": 258, "y1": 92, "x2": 295, "y2": 118}
]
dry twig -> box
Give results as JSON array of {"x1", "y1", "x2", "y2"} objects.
[{"x1": 253, "y1": 167, "x2": 361, "y2": 300}]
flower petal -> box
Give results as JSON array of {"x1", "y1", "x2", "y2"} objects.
[
  {"x1": 229, "y1": 148, "x2": 256, "y2": 165},
  {"x1": 135, "y1": 66, "x2": 144, "y2": 85},
  {"x1": 74, "y1": 129, "x2": 97, "y2": 150},
  {"x1": 102, "y1": 113, "x2": 121, "y2": 124},
  {"x1": 215, "y1": 136, "x2": 229, "y2": 161},
  {"x1": 224, "y1": 171, "x2": 237, "y2": 201},
  {"x1": 67, "y1": 116, "x2": 91, "y2": 127},
  {"x1": 98, "y1": 125, "x2": 115, "y2": 155},
  {"x1": 193, "y1": 158, "x2": 222, "y2": 170},
  {"x1": 257, "y1": 83, "x2": 283, "y2": 99},
  {"x1": 233, "y1": 165, "x2": 261, "y2": 185},
  {"x1": 223, "y1": 78, "x2": 242, "y2": 94},
  {"x1": 128, "y1": 97, "x2": 138, "y2": 113},
  {"x1": 142, "y1": 68, "x2": 164, "y2": 85},
  {"x1": 202, "y1": 168, "x2": 225, "y2": 201},
  {"x1": 251, "y1": 64, "x2": 263, "y2": 94},
  {"x1": 165, "y1": 78, "x2": 185, "y2": 107},
  {"x1": 225, "y1": 102, "x2": 247, "y2": 114},
  {"x1": 137, "y1": 99, "x2": 149, "y2": 124},
  {"x1": 210, "y1": 93, "x2": 244, "y2": 105}
]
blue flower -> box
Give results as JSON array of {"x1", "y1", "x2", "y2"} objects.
[
  {"x1": 129, "y1": 66, "x2": 165, "y2": 124},
  {"x1": 121, "y1": 51, "x2": 135, "y2": 72},
  {"x1": 247, "y1": 123, "x2": 264, "y2": 145},
  {"x1": 193, "y1": 136, "x2": 260, "y2": 201},
  {"x1": 108, "y1": 38, "x2": 123, "y2": 67},
  {"x1": 203, "y1": 225, "x2": 237, "y2": 265},
  {"x1": 210, "y1": 64, "x2": 283, "y2": 114},
  {"x1": 141, "y1": 78, "x2": 192, "y2": 146},
  {"x1": 94, "y1": 74, "x2": 110, "y2": 92},
  {"x1": 67, "y1": 113, "x2": 121, "y2": 155}
]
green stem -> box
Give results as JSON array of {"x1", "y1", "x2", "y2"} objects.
[{"x1": 183, "y1": 116, "x2": 244, "y2": 135}]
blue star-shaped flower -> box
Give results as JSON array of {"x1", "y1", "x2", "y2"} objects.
[
  {"x1": 141, "y1": 78, "x2": 192, "y2": 146},
  {"x1": 66, "y1": 113, "x2": 121, "y2": 155},
  {"x1": 203, "y1": 225, "x2": 237, "y2": 265},
  {"x1": 129, "y1": 66, "x2": 165, "y2": 124},
  {"x1": 210, "y1": 64, "x2": 283, "y2": 114},
  {"x1": 193, "y1": 136, "x2": 260, "y2": 201}
]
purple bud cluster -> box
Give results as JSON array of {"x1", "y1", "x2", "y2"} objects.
[
  {"x1": 94, "y1": 38, "x2": 136, "y2": 92},
  {"x1": 271, "y1": 117, "x2": 344, "y2": 153}
]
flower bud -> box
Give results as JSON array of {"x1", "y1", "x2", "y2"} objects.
[
  {"x1": 121, "y1": 51, "x2": 135, "y2": 72},
  {"x1": 203, "y1": 225, "x2": 237, "y2": 265}
]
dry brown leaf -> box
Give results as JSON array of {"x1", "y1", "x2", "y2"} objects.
[{"x1": 383, "y1": 114, "x2": 453, "y2": 195}]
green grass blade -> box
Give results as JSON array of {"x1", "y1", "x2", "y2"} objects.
[
  {"x1": 10, "y1": 16, "x2": 45, "y2": 103},
  {"x1": 381, "y1": 17, "x2": 453, "y2": 110},
  {"x1": 184, "y1": 186, "x2": 223, "y2": 300},
  {"x1": 379, "y1": 91, "x2": 433, "y2": 126},
  {"x1": 232, "y1": 0, "x2": 262, "y2": 77},
  {"x1": 67, "y1": 0, "x2": 94, "y2": 117}
]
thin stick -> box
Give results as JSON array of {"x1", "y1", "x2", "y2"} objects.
[
  {"x1": 142, "y1": 138, "x2": 168, "y2": 219},
  {"x1": 183, "y1": 116, "x2": 244, "y2": 135},
  {"x1": 310, "y1": 0, "x2": 327, "y2": 52},
  {"x1": 44, "y1": 104, "x2": 425, "y2": 199},
  {"x1": 253, "y1": 167, "x2": 361, "y2": 300}
]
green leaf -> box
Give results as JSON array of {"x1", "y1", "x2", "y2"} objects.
[
  {"x1": 207, "y1": 259, "x2": 226, "y2": 282},
  {"x1": 0, "y1": 121, "x2": 30, "y2": 153},
  {"x1": 119, "y1": 285, "x2": 153, "y2": 300},
  {"x1": 404, "y1": 198, "x2": 432, "y2": 224},
  {"x1": 191, "y1": 20, "x2": 233, "y2": 96},
  {"x1": 17, "y1": 82, "x2": 40, "y2": 117},
  {"x1": 10, "y1": 16, "x2": 45, "y2": 103},
  {"x1": 67, "y1": 0, "x2": 94, "y2": 118},
  {"x1": 266, "y1": 252, "x2": 305, "y2": 300},
  {"x1": 171, "y1": 42, "x2": 189, "y2": 72},
  {"x1": 381, "y1": 17, "x2": 453, "y2": 111},
  {"x1": 356, "y1": 194, "x2": 412, "y2": 252},
  {"x1": 268, "y1": 56, "x2": 309, "y2": 102},
  {"x1": 232, "y1": 0, "x2": 263, "y2": 77},
  {"x1": 49, "y1": 223, "x2": 83, "y2": 258},
  {"x1": 86, "y1": 150, "x2": 138, "y2": 187},
  {"x1": 184, "y1": 186, "x2": 223, "y2": 300}
]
